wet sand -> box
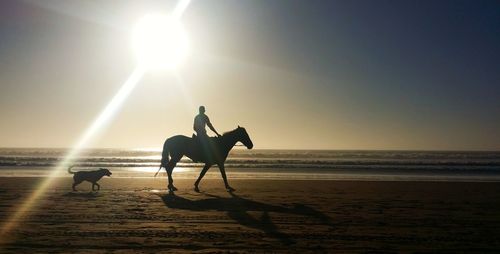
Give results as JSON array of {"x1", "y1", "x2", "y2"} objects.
[{"x1": 1, "y1": 177, "x2": 500, "y2": 253}]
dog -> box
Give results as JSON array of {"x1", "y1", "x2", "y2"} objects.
[{"x1": 68, "y1": 165, "x2": 112, "y2": 191}]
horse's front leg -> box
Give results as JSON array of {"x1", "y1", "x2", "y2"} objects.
[
  {"x1": 194, "y1": 164, "x2": 211, "y2": 192},
  {"x1": 217, "y1": 163, "x2": 234, "y2": 192}
]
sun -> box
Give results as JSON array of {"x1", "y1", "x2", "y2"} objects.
[{"x1": 132, "y1": 14, "x2": 189, "y2": 70}]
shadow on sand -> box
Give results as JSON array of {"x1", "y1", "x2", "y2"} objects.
[
  {"x1": 63, "y1": 191, "x2": 100, "y2": 199},
  {"x1": 160, "y1": 192, "x2": 333, "y2": 245}
]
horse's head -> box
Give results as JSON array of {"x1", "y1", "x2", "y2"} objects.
[{"x1": 236, "y1": 125, "x2": 253, "y2": 149}]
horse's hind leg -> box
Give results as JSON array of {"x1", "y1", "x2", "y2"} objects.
[
  {"x1": 194, "y1": 164, "x2": 211, "y2": 192},
  {"x1": 166, "y1": 155, "x2": 181, "y2": 191}
]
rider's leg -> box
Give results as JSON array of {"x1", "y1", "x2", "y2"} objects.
[
  {"x1": 198, "y1": 132, "x2": 211, "y2": 160},
  {"x1": 194, "y1": 164, "x2": 211, "y2": 191}
]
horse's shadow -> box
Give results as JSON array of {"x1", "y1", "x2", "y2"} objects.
[{"x1": 160, "y1": 192, "x2": 333, "y2": 245}]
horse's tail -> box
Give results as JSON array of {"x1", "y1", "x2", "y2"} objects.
[
  {"x1": 154, "y1": 141, "x2": 170, "y2": 177},
  {"x1": 67, "y1": 165, "x2": 76, "y2": 174}
]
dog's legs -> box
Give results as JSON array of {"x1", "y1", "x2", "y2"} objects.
[
  {"x1": 166, "y1": 155, "x2": 181, "y2": 191},
  {"x1": 72, "y1": 181, "x2": 80, "y2": 191},
  {"x1": 95, "y1": 182, "x2": 100, "y2": 191},
  {"x1": 194, "y1": 164, "x2": 211, "y2": 192}
]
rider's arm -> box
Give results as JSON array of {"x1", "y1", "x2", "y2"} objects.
[{"x1": 206, "y1": 117, "x2": 221, "y2": 137}]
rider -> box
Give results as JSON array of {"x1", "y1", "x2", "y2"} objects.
[{"x1": 194, "y1": 106, "x2": 221, "y2": 139}]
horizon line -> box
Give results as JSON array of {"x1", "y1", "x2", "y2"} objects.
[{"x1": 1, "y1": 146, "x2": 499, "y2": 153}]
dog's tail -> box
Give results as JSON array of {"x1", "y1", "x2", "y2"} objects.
[
  {"x1": 67, "y1": 165, "x2": 76, "y2": 174},
  {"x1": 154, "y1": 141, "x2": 170, "y2": 177}
]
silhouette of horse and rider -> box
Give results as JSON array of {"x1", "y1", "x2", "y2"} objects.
[{"x1": 157, "y1": 106, "x2": 253, "y2": 192}]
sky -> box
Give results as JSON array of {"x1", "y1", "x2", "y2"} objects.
[{"x1": 0, "y1": 0, "x2": 499, "y2": 150}]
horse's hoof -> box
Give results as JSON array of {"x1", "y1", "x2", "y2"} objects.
[
  {"x1": 226, "y1": 186, "x2": 235, "y2": 192},
  {"x1": 168, "y1": 185, "x2": 178, "y2": 191},
  {"x1": 194, "y1": 186, "x2": 200, "y2": 192}
]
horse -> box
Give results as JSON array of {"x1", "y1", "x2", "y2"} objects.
[{"x1": 158, "y1": 126, "x2": 253, "y2": 192}]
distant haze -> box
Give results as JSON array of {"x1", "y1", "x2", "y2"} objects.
[{"x1": 1, "y1": 0, "x2": 499, "y2": 150}]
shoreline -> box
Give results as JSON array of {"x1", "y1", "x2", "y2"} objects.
[
  {"x1": 2, "y1": 166, "x2": 500, "y2": 182},
  {"x1": 3, "y1": 176, "x2": 500, "y2": 183}
]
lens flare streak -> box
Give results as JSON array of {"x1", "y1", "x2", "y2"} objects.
[
  {"x1": 0, "y1": 0, "x2": 192, "y2": 242},
  {"x1": 172, "y1": 0, "x2": 191, "y2": 19},
  {"x1": 0, "y1": 66, "x2": 144, "y2": 238}
]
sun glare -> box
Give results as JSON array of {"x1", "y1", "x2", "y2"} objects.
[
  {"x1": 133, "y1": 14, "x2": 189, "y2": 70},
  {"x1": 0, "y1": 0, "x2": 193, "y2": 242}
]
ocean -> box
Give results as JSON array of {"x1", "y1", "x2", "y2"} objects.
[{"x1": 1, "y1": 148, "x2": 500, "y2": 181}]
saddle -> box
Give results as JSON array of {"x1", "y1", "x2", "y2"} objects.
[
  {"x1": 190, "y1": 134, "x2": 218, "y2": 162},
  {"x1": 191, "y1": 134, "x2": 218, "y2": 142}
]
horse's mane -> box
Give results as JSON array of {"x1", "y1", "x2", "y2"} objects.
[{"x1": 222, "y1": 128, "x2": 240, "y2": 136}]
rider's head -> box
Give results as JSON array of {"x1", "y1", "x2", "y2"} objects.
[{"x1": 199, "y1": 106, "x2": 205, "y2": 114}]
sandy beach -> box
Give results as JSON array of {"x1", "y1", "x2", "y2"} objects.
[
  {"x1": 0, "y1": 177, "x2": 499, "y2": 253},
  {"x1": 2, "y1": 0, "x2": 499, "y2": 252}
]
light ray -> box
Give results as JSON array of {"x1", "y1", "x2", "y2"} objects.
[
  {"x1": 0, "y1": 0, "x2": 193, "y2": 242},
  {"x1": 74, "y1": 66, "x2": 145, "y2": 149},
  {"x1": 172, "y1": 0, "x2": 192, "y2": 19},
  {"x1": 0, "y1": 66, "x2": 145, "y2": 240}
]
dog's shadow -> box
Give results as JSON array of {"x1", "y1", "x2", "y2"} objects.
[
  {"x1": 159, "y1": 192, "x2": 334, "y2": 245},
  {"x1": 63, "y1": 191, "x2": 100, "y2": 199}
]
